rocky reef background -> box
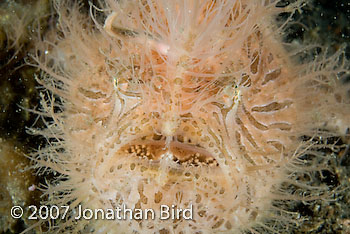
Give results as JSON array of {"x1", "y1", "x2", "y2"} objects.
[{"x1": 0, "y1": 0, "x2": 349, "y2": 233}]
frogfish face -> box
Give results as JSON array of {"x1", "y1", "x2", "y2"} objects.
[{"x1": 34, "y1": 0, "x2": 348, "y2": 233}]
